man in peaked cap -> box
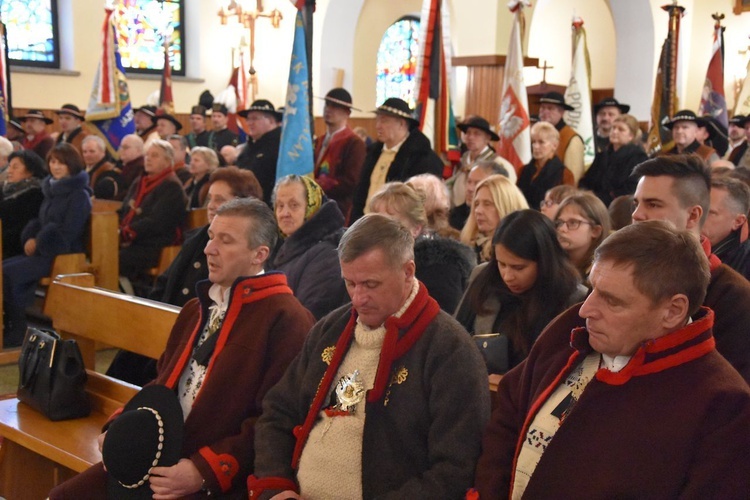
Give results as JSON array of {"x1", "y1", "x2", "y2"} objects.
[
  {"x1": 235, "y1": 99, "x2": 282, "y2": 205},
  {"x1": 657, "y1": 110, "x2": 719, "y2": 164},
  {"x1": 593, "y1": 97, "x2": 630, "y2": 154},
  {"x1": 19, "y1": 109, "x2": 55, "y2": 159},
  {"x1": 208, "y1": 102, "x2": 239, "y2": 166},
  {"x1": 726, "y1": 114, "x2": 747, "y2": 162},
  {"x1": 186, "y1": 104, "x2": 210, "y2": 149},
  {"x1": 54, "y1": 104, "x2": 89, "y2": 155},
  {"x1": 350, "y1": 97, "x2": 444, "y2": 222},
  {"x1": 313, "y1": 87, "x2": 366, "y2": 221},
  {"x1": 538, "y1": 91, "x2": 585, "y2": 181}
]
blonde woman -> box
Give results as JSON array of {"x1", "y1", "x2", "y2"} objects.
[
  {"x1": 517, "y1": 121, "x2": 575, "y2": 210},
  {"x1": 185, "y1": 146, "x2": 219, "y2": 208},
  {"x1": 460, "y1": 174, "x2": 528, "y2": 262},
  {"x1": 406, "y1": 173, "x2": 460, "y2": 240}
]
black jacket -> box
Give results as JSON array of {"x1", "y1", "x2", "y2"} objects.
[
  {"x1": 351, "y1": 129, "x2": 443, "y2": 221},
  {"x1": 0, "y1": 181, "x2": 44, "y2": 258},
  {"x1": 579, "y1": 143, "x2": 648, "y2": 206},
  {"x1": 414, "y1": 234, "x2": 476, "y2": 313},
  {"x1": 713, "y1": 230, "x2": 750, "y2": 282},
  {"x1": 236, "y1": 127, "x2": 281, "y2": 205},
  {"x1": 149, "y1": 225, "x2": 209, "y2": 307}
]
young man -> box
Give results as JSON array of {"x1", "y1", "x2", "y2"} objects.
[{"x1": 208, "y1": 103, "x2": 239, "y2": 166}]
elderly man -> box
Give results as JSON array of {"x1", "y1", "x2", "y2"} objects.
[
  {"x1": 313, "y1": 87, "x2": 366, "y2": 221},
  {"x1": 631, "y1": 154, "x2": 750, "y2": 381},
  {"x1": 658, "y1": 110, "x2": 720, "y2": 164},
  {"x1": 49, "y1": 198, "x2": 315, "y2": 499},
  {"x1": 472, "y1": 221, "x2": 750, "y2": 498},
  {"x1": 54, "y1": 104, "x2": 88, "y2": 154},
  {"x1": 350, "y1": 98, "x2": 444, "y2": 222},
  {"x1": 208, "y1": 103, "x2": 239, "y2": 165},
  {"x1": 702, "y1": 176, "x2": 750, "y2": 280},
  {"x1": 593, "y1": 97, "x2": 629, "y2": 154},
  {"x1": 250, "y1": 214, "x2": 490, "y2": 499},
  {"x1": 236, "y1": 99, "x2": 282, "y2": 205},
  {"x1": 20, "y1": 109, "x2": 55, "y2": 159},
  {"x1": 155, "y1": 113, "x2": 183, "y2": 140},
  {"x1": 82, "y1": 135, "x2": 123, "y2": 200},
  {"x1": 168, "y1": 133, "x2": 192, "y2": 184},
  {"x1": 116, "y1": 133, "x2": 145, "y2": 191},
  {"x1": 185, "y1": 104, "x2": 210, "y2": 148},
  {"x1": 538, "y1": 91, "x2": 585, "y2": 181},
  {"x1": 133, "y1": 105, "x2": 159, "y2": 147}
]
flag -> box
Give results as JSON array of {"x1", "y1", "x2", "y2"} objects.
[
  {"x1": 414, "y1": 0, "x2": 460, "y2": 172},
  {"x1": 497, "y1": 0, "x2": 531, "y2": 174},
  {"x1": 564, "y1": 17, "x2": 594, "y2": 168},
  {"x1": 86, "y1": 7, "x2": 135, "y2": 155},
  {"x1": 235, "y1": 48, "x2": 249, "y2": 138},
  {"x1": 276, "y1": 9, "x2": 313, "y2": 180},
  {"x1": 0, "y1": 21, "x2": 11, "y2": 136},
  {"x1": 158, "y1": 38, "x2": 174, "y2": 114},
  {"x1": 646, "y1": 4, "x2": 684, "y2": 155},
  {"x1": 698, "y1": 15, "x2": 726, "y2": 128},
  {"x1": 735, "y1": 58, "x2": 750, "y2": 117}
]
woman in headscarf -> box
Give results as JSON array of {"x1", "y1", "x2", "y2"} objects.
[
  {"x1": 0, "y1": 150, "x2": 47, "y2": 259},
  {"x1": 270, "y1": 175, "x2": 348, "y2": 319}
]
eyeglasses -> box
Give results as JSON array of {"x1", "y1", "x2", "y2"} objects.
[
  {"x1": 540, "y1": 200, "x2": 555, "y2": 209},
  {"x1": 554, "y1": 219, "x2": 593, "y2": 231}
]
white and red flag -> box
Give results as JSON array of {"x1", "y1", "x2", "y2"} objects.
[{"x1": 698, "y1": 15, "x2": 727, "y2": 128}]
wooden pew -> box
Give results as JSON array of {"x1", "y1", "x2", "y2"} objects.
[{"x1": 0, "y1": 274, "x2": 179, "y2": 498}]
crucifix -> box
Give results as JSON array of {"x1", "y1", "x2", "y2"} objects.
[{"x1": 537, "y1": 60, "x2": 554, "y2": 84}]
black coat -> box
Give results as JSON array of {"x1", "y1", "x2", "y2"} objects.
[
  {"x1": 414, "y1": 234, "x2": 476, "y2": 313},
  {"x1": 236, "y1": 127, "x2": 281, "y2": 205},
  {"x1": 713, "y1": 230, "x2": 750, "y2": 282},
  {"x1": 149, "y1": 225, "x2": 209, "y2": 307},
  {"x1": 579, "y1": 143, "x2": 648, "y2": 206},
  {"x1": 517, "y1": 156, "x2": 569, "y2": 210},
  {"x1": 269, "y1": 200, "x2": 348, "y2": 319},
  {"x1": 351, "y1": 129, "x2": 444, "y2": 222},
  {"x1": 0, "y1": 182, "x2": 44, "y2": 259}
]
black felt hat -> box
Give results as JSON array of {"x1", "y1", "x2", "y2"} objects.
[
  {"x1": 664, "y1": 110, "x2": 707, "y2": 129},
  {"x1": 55, "y1": 104, "x2": 85, "y2": 120},
  {"x1": 734, "y1": 115, "x2": 750, "y2": 127},
  {"x1": 8, "y1": 118, "x2": 23, "y2": 132},
  {"x1": 133, "y1": 105, "x2": 158, "y2": 124},
  {"x1": 538, "y1": 92, "x2": 574, "y2": 112},
  {"x1": 701, "y1": 115, "x2": 729, "y2": 157},
  {"x1": 190, "y1": 105, "x2": 207, "y2": 117},
  {"x1": 155, "y1": 113, "x2": 183, "y2": 132},
  {"x1": 239, "y1": 99, "x2": 283, "y2": 121},
  {"x1": 317, "y1": 87, "x2": 360, "y2": 111},
  {"x1": 18, "y1": 110, "x2": 53, "y2": 124},
  {"x1": 103, "y1": 385, "x2": 184, "y2": 500},
  {"x1": 372, "y1": 97, "x2": 420, "y2": 128},
  {"x1": 457, "y1": 116, "x2": 500, "y2": 142},
  {"x1": 593, "y1": 97, "x2": 630, "y2": 114}
]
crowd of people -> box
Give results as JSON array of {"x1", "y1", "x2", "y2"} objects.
[{"x1": 2, "y1": 87, "x2": 750, "y2": 498}]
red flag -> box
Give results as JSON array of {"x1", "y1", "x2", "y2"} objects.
[
  {"x1": 698, "y1": 15, "x2": 727, "y2": 128},
  {"x1": 159, "y1": 38, "x2": 174, "y2": 114}
]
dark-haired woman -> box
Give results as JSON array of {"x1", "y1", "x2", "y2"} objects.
[
  {"x1": 0, "y1": 150, "x2": 47, "y2": 259},
  {"x1": 455, "y1": 209, "x2": 586, "y2": 373},
  {"x1": 3, "y1": 143, "x2": 92, "y2": 346}
]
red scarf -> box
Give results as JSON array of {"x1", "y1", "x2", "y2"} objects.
[{"x1": 120, "y1": 167, "x2": 176, "y2": 242}]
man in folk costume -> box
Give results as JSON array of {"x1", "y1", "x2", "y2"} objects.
[
  {"x1": 54, "y1": 103, "x2": 89, "y2": 155},
  {"x1": 725, "y1": 114, "x2": 746, "y2": 160},
  {"x1": 49, "y1": 198, "x2": 315, "y2": 499},
  {"x1": 250, "y1": 214, "x2": 490, "y2": 499},
  {"x1": 186, "y1": 104, "x2": 211, "y2": 149},
  {"x1": 313, "y1": 87, "x2": 366, "y2": 221},
  {"x1": 236, "y1": 99, "x2": 282, "y2": 205},
  {"x1": 471, "y1": 221, "x2": 750, "y2": 498},
  {"x1": 209, "y1": 102, "x2": 240, "y2": 166},
  {"x1": 19, "y1": 110, "x2": 55, "y2": 160},
  {"x1": 729, "y1": 115, "x2": 750, "y2": 169},
  {"x1": 537, "y1": 91, "x2": 585, "y2": 181},
  {"x1": 592, "y1": 97, "x2": 629, "y2": 155},
  {"x1": 133, "y1": 104, "x2": 159, "y2": 148},
  {"x1": 657, "y1": 110, "x2": 720, "y2": 164}
]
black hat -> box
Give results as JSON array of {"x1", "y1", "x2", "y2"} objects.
[
  {"x1": 457, "y1": 116, "x2": 500, "y2": 142},
  {"x1": 211, "y1": 103, "x2": 229, "y2": 116},
  {"x1": 664, "y1": 110, "x2": 707, "y2": 129},
  {"x1": 18, "y1": 110, "x2": 53, "y2": 124},
  {"x1": 317, "y1": 87, "x2": 360, "y2": 111},
  {"x1": 8, "y1": 118, "x2": 23, "y2": 132},
  {"x1": 55, "y1": 104, "x2": 85, "y2": 120},
  {"x1": 155, "y1": 113, "x2": 183, "y2": 132},
  {"x1": 103, "y1": 385, "x2": 183, "y2": 499},
  {"x1": 238, "y1": 99, "x2": 283, "y2": 121},
  {"x1": 372, "y1": 98, "x2": 420, "y2": 128},
  {"x1": 732, "y1": 115, "x2": 749, "y2": 127},
  {"x1": 593, "y1": 97, "x2": 630, "y2": 114},
  {"x1": 190, "y1": 105, "x2": 207, "y2": 117},
  {"x1": 198, "y1": 90, "x2": 214, "y2": 110},
  {"x1": 700, "y1": 115, "x2": 729, "y2": 157},
  {"x1": 538, "y1": 92, "x2": 574, "y2": 111},
  {"x1": 134, "y1": 105, "x2": 158, "y2": 124}
]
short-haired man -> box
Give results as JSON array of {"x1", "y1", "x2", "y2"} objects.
[
  {"x1": 185, "y1": 104, "x2": 210, "y2": 149},
  {"x1": 726, "y1": 114, "x2": 747, "y2": 161},
  {"x1": 702, "y1": 176, "x2": 750, "y2": 280},
  {"x1": 729, "y1": 115, "x2": 750, "y2": 169},
  {"x1": 472, "y1": 221, "x2": 750, "y2": 498},
  {"x1": 313, "y1": 87, "x2": 366, "y2": 220},
  {"x1": 350, "y1": 98, "x2": 444, "y2": 221},
  {"x1": 538, "y1": 91, "x2": 585, "y2": 181},
  {"x1": 116, "y1": 133, "x2": 145, "y2": 191},
  {"x1": 658, "y1": 110, "x2": 720, "y2": 164},
  {"x1": 49, "y1": 198, "x2": 316, "y2": 499},
  {"x1": 236, "y1": 99, "x2": 282, "y2": 205},
  {"x1": 54, "y1": 104, "x2": 89, "y2": 154},
  {"x1": 250, "y1": 214, "x2": 490, "y2": 499},
  {"x1": 631, "y1": 154, "x2": 750, "y2": 381},
  {"x1": 82, "y1": 135, "x2": 123, "y2": 200},
  {"x1": 208, "y1": 102, "x2": 239, "y2": 166},
  {"x1": 592, "y1": 97, "x2": 629, "y2": 154},
  {"x1": 19, "y1": 109, "x2": 55, "y2": 160},
  {"x1": 168, "y1": 133, "x2": 192, "y2": 185}
]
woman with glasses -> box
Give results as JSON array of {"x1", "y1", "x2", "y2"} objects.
[
  {"x1": 455, "y1": 209, "x2": 585, "y2": 374},
  {"x1": 554, "y1": 192, "x2": 611, "y2": 285},
  {"x1": 539, "y1": 184, "x2": 578, "y2": 220}
]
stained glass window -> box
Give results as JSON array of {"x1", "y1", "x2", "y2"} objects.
[
  {"x1": 113, "y1": 0, "x2": 185, "y2": 75},
  {"x1": 376, "y1": 16, "x2": 420, "y2": 109},
  {"x1": 0, "y1": 0, "x2": 59, "y2": 68}
]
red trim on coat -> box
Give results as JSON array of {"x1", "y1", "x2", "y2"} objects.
[
  {"x1": 701, "y1": 236, "x2": 722, "y2": 272},
  {"x1": 247, "y1": 475, "x2": 299, "y2": 497},
  {"x1": 198, "y1": 446, "x2": 239, "y2": 492}
]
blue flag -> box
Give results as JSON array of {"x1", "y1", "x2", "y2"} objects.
[
  {"x1": 86, "y1": 8, "x2": 135, "y2": 156},
  {"x1": 276, "y1": 10, "x2": 313, "y2": 180}
]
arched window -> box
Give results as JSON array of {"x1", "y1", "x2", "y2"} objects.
[
  {"x1": 113, "y1": 0, "x2": 185, "y2": 76},
  {"x1": 375, "y1": 15, "x2": 420, "y2": 108},
  {"x1": 1, "y1": 0, "x2": 60, "y2": 68}
]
